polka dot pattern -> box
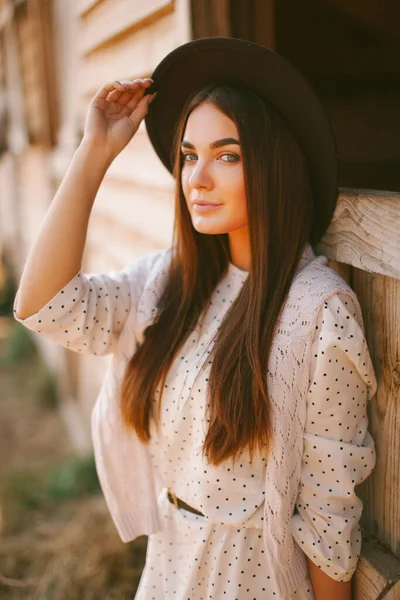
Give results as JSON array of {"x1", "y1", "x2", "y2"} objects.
[
  {"x1": 291, "y1": 293, "x2": 376, "y2": 583},
  {"x1": 135, "y1": 280, "x2": 374, "y2": 597},
  {"x1": 13, "y1": 246, "x2": 376, "y2": 598},
  {"x1": 13, "y1": 249, "x2": 166, "y2": 356},
  {"x1": 135, "y1": 489, "x2": 315, "y2": 599}
]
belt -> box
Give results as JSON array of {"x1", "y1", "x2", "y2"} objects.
[{"x1": 167, "y1": 488, "x2": 205, "y2": 517}]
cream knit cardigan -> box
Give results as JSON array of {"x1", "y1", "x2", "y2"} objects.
[{"x1": 14, "y1": 244, "x2": 376, "y2": 599}]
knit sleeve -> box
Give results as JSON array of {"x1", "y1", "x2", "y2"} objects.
[
  {"x1": 291, "y1": 291, "x2": 377, "y2": 582},
  {"x1": 13, "y1": 248, "x2": 166, "y2": 356}
]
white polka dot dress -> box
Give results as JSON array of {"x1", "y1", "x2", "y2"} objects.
[
  {"x1": 13, "y1": 250, "x2": 375, "y2": 599},
  {"x1": 133, "y1": 262, "x2": 373, "y2": 599}
]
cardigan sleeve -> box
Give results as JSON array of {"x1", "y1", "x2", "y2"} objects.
[
  {"x1": 13, "y1": 248, "x2": 166, "y2": 356},
  {"x1": 291, "y1": 291, "x2": 377, "y2": 582}
]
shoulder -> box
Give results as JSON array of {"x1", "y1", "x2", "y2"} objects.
[
  {"x1": 125, "y1": 246, "x2": 172, "y2": 282},
  {"x1": 121, "y1": 246, "x2": 173, "y2": 301},
  {"x1": 290, "y1": 254, "x2": 361, "y2": 320},
  {"x1": 316, "y1": 291, "x2": 364, "y2": 335},
  {"x1": 310, "y1": 291, "x2": 376, "y2": 399}
]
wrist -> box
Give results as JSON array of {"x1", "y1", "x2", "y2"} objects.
[{"x1": 77, "y1": 139, "x2": 115, "y2": 170}]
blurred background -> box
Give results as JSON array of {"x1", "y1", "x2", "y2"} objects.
[{"x1": 0, "y1": 0, "x2": 399, "y2": 598}]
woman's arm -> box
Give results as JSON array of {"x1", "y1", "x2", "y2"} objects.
[
  {"x1": 14, "y1": 142, "x2": 110, "y2": 320},
  {"x1": 307, "y1": 557, "x2": 352, "y2": 600},
  {"x1": 15, "y1": 78, "x2": 154, "y2": 320},
  {"x1": 291, "y1": 291, "x2": 377, "y2": 592}
]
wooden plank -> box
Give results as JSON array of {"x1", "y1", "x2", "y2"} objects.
[
  {"x1": 85, "y1": 211, "x2": 168, "y2": 275},
  {"x1": 316, "y1": 189, "x2": 400, "y2": 280},
  {"x1": 0, "y1": 0, "x2": 13, "y2": 31},
  {"x1": 230, "y1": 0, "x2": 253, "y2": 40},
  {"x1": 34, "y1": 0, "x2": 58, "y2": 146},
  {"x1": 91, "y1": 175, "x2": 174, "y2": 248},
  {"x1": 190, "y1": 0, "x2": 211, "y2": 39},
  {"x1": 384, "y1": 581, "x2": 400, "y2": 600},
  {"x1": 79, "y1": 0, "x2": 174, "y2": 55},
  {"x1": 76, "y1": 0, "x2": 102, "y2": 17},
  {"x1": 326, "y1": 259, "x2": 352, "y2": 285},
  {"x1": 174, "y1": 0, "x2": 192, "y2": 46},
  {"x1": 84, "y1": 226, "x2": 161, "y2": 273},
  {"x1": 15, "y1": 0, "x2": 56, "y2": 146},
  {"x1": 105, "y1": 129, "x2": 174, "y2": 191},
  {"x1": 354, "y1": 536, "x2": 400, "y2": 600},
  {"x1": 78, "y1": 10, "x2": 176, "y2": 97},
  {"x1": 16, "y1": 8, "x2": 46, "y2": 141},
  {"x1": 210, "y1": 0, "x2": 230, "y2": 37},
  {"x1": 353, "y1": 270, "x2": 400, "y2": 558},
  {"x1": 3, "y1": 7, "x2": 29, "y2": 152},
  {"x1": 254, "y1": 0, "x2": 276, "y2": 49}
]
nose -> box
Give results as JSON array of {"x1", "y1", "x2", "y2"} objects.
[{"x1": 188, "y1": 159, "x2": 213, "y2": 190}]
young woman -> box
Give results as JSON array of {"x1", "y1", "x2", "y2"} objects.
[{"x1": 14, "y1": 38, "x2": 376, "y2": 599}]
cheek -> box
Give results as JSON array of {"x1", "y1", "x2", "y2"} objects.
[
  {"x1": 180, "y1": 174, "x2": 189, "y2": 201},
  {"x1": 224, "y1": 168, "x2": 246, "y2": 200},
  {"x1": 181, "y1": 169, "x2": 191, "y2": 194}
]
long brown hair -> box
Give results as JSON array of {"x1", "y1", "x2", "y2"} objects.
[{"x1": 120, "y1": 84, "x2": 313, "y2": 467}]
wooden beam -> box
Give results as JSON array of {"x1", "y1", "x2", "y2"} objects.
[
  {"x1": 78, "y1": 10, "x2": 175, "y2": 97},
  {"x1": 92, "y1": 174, "x2": 174, "y2": 248},
  {"x1": 316, "y1": 189, "x2": 400, "y2": 280},
  {"x1": 384, "y1": 581, "x2": 400, "y2": 600},
  {"x1": 0, "y1": 1, "x2": 13, "y2": 32},
  {"x1": 253, "y1": 0, "x2": 275, "y2": 49},
  {"x1": 79, "y1": 0, "x2": 174, "y2": 56},
  {"x1": 353, "y1": 269, "x2": 400, "y2": 558},
  {"x1": 210, "y1": 0, "x2": 230, "y2": 37},
  {"x1": 3, "y1": 5, "x2": 29, "y2": 152},
  {"x1": 76, "y1": 0, "x2": 102, "y2": 18},
  {"x1": 174, "y1": 0, "x2": 192, "y2": 45},
  {"x1": 190, "y1": 0, "x2": 211, "y2": 39},
  {"x1": 105, "y1": 128, "x2": 174, "y2": 192},
  {"x1": 354, "y1": 536, "x2": 400, "y2": 600}
]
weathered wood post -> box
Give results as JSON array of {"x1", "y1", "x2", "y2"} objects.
[{"x1": 317, "y1": 189, "x2": 400, "y2": 599}]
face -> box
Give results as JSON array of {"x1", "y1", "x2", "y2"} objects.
[{"x1": 180, "y1": 102, "x2": 248, "y2": 238}]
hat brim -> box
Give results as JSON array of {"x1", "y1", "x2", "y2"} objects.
[{"x1": 144, "y1": 37, "x2": 338, "y2": 243}]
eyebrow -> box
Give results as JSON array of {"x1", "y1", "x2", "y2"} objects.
[{"x1": 180, "y1": 137, "x2": 241, "y2": 150}]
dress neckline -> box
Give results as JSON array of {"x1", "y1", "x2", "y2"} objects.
[
  {"x1": 228, "y1": 261, "x2": 249, "y2": 276},
  {"x1": 227, "y1": 243, "x2": 315, "y2": 278}
]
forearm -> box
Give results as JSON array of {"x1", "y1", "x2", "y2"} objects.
[
  {"x1": 307, "y1": 557, "x2": 352, "y2": 600},
  {"x1": 15, "y1": 142, "x2": 111, "y2": 319}
]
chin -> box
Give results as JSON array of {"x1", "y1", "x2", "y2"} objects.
[{"x1": 192, "y1": 223, "x2": 228, "y2": 235}]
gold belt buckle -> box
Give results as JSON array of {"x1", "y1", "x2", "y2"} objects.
[{"x1": 167, "y1": 488, "x2": 179, "y2": 509}]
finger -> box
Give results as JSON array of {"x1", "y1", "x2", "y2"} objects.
[
  {"x1": 124, "y1": 84, "x2": 152, "y2": 110},
  {"x1": 106, "y1": 89, "x2": 123, "y2": 102},
  {"x1": 117, "y1": 89, "x2": 137, "y2": 106},
  {"x1": 123, "y1": 78, "x2": 154, "y2": 87},
  {"x1": 128, "y1": 92, "x2": 155, "y2": 126},
  {"x1": 105, "y1": 80, "x2": 145, "y2": 103},
  {"x1": 124, "y1": 91, "x2": 146, "y2": 110},
  {"x1": 111, "y1": 79, "x2": 153, "y2": 107},
  {"x1": 95, "y1": 80, "x2": 131, "y2": 101}
]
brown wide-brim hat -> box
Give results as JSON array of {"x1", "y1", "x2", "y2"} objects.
[{"x1": 144, "y1": 37, "x2": 339, "y2": 244}]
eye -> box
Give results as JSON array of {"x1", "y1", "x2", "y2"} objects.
[
  {"x1": 181, "y1": 152, "x2": 197, "y2": 162},
  {"x1": 219, "y1": 153, "x2": 240, "y2": 163}
]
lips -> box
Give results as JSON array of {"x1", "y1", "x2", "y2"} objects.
[
  {"x1": 191, "y1": 201, "x2": 222, "y2": 207},
  {"x1": 192, "y1": 203, "x2": 222, "y2": 213}
]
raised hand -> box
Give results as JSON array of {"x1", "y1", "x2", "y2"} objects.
[{"x1": 82, "y1": 78, "x2": 156, "y2": 163}]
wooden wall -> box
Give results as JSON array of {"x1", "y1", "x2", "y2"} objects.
[
  {"x1": 73, "y1": 0, "x2": 190, "y2": 274},
  {"x1": 1, "y1": 0, "x2": 191, "y2": 453}
]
